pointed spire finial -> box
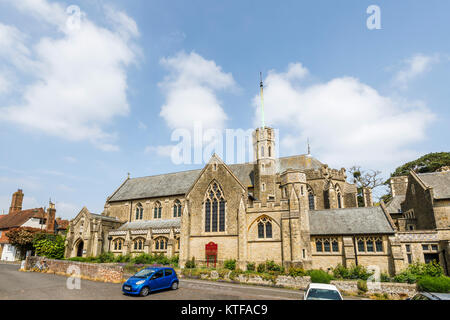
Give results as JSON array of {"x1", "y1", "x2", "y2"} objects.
[
  {"x1": 127, "y1": 172, "x2": 130, "y2": 179},
  {"x1": 307, "y1": 138, "x2": 311, "y2": 155},
  {"x1": 259, "y1": 72, "x2": 265, "y2": 128}
]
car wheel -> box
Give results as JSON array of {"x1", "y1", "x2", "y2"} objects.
[
  {"x1": 140, "y1": 286, "x2": 150, "y2": 297},
  {"x1": 171, "y1": 281, "x2": 179, "y2": 290}
]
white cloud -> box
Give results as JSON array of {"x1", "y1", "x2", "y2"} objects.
[
  {"x1": 253, "y1": 63, "x2": 435, "y2": 172},
  {"x1": 158, "y1": 51, "x2": 235, "y2": 131},
  {"x1": 0, "y1": 0, "x2": 140, "y2": 151},
  {"x1": 63, "y1": 156, "x2": 77, "y2": 163},
  {"x1": 392, "y1": 53, "x2": 439, "y2": 89}
]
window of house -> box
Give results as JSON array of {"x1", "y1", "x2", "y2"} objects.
[
  {"x1": 154, "y1": 201, "x2": 162, "y2": 219},
  {"x1": 357, "y1": 237, "x2": 383, "y2": 253},
  {"x1": 375, "y1": 239, "x2": 383, "y2": 252},
  {"x1": 133, "y1": 238, "x2": 144, "y2": 250},
  {"x1": 113, "y1": 238, "x2": 123, "y2": 251},
  {"x1": 407, "y1": 254, "x2": 412, "y2": 264},
  {"x1": 315, "y1": 237, "x2": 339, "y2": 253},
  {"x1": 262, "y1": 183, "x2": 266, "y2": 192},
  {"x1": 135, "y1": 203, "x2": 143, "y2": 220},
  {"x1": 204, "y1": 182, "x2": 226, "y2": 232},
  {"x1": 256, "y1": 217, "x2": 273, "y2": 239},
  {"x1": 337, "y1": 192, "x2": 342, "y2": 208},
  {"x1": 308, "y1": 190, "x2": 315, "y2": 210},
  {"x1": 323, "y1": 190, "x2": 330, "y2": 209},
  {"x1": 357, "y1": 239, "x2": 365, "y2": 252},
  {"x1": 173, "y1": 200, "x2": 182, "y2": 217},
  {"x1": 431, "y1": 245, "x2": 438, "y2": 251},
  {"x1": 405, "y1": 244, "x2": 411, "y2": 253},
  {"x1": 155, "y1": 237, "x2": 168, "y2": 250},
  {"x1": 316, "y1": 240, "x2": 323, "y2": 252},
  {"x1": 422, "y1": 244, "x2": 429, "y2": 251}
]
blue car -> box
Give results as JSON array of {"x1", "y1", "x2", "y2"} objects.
[{"x1": 122, "y1": 267, "x2": 179, "y2": 296}]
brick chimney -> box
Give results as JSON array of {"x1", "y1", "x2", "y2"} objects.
[
  {"x1": 9, "y1": 189, "x2": 24, "y2": 214},
  {"x1": 46, "y1": 201, "x2": 56, "y2": 233}
]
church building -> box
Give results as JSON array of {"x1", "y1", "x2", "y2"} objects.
[{"x1": 63, "y1": 124, "x2": 450, "y2": 276}]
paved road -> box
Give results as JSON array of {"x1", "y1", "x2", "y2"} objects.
[{"x1": 0, "y1": 263, "x2": 304, "y2": 300}]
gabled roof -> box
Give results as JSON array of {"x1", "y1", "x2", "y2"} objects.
[
  {"x1": 108, "y1": 154, "x2": 322, "y2": 202},
  {"x1": 309, "y1": 206, "x2": 395, "y2": 235},
  {"x1": 386, "y1": 195, "x2": 406, "y2": 214},
  {"x1": 0, "y1": 208, "x2": 46, "y2": 230},
  {"x1": 416, "y1": 171, "x2": 450, "y2": 199},
  {"x1": 117, "y1": 218, "x2": 181, "y2": 231}
]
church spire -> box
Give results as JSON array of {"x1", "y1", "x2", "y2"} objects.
[{"x1": 260, "y1": 72, "x2": 265, "y2": 128}]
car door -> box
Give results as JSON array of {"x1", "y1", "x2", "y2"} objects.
[
  {"x1": 163, "y1": 268, "x2": 174, "y2": 288},
  {"x1": 149, "y1": 270, "x2": 165, "y2": 291}
]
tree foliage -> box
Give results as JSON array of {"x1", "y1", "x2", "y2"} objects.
[
  {"x1": 390, "y1": 152, "x2": 450, "y2": 177},
  {"x1": 33, "y1": 233, "x2": 66, "y2": 259},
  {"x1": 5, "y1": 227, "x2": 39, "y2": 258}
]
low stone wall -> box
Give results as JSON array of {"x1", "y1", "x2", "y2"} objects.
[
  {"x1": 185, "y1": 269, "x2": 311, "y2": 290},
  {"x1": 24, "y1": 256, "x2": 123, "y2": 283},
  {"x1": 331, "y1": 280, "x2": 417, "y2": 298}
]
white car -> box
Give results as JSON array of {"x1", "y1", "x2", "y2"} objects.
[{"x1": 304, "y1": 283, "x2": 343, "y2": 300}]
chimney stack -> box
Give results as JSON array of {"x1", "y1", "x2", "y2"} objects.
[
  {"x1": 46, "y1": 201, "x2": 56, "y2": 233},
  {"x1": 9, "y1": 189, "x2": 24, "y2": 214}
]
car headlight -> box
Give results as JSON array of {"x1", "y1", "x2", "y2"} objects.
[{"x1": 135, "y1": 280, "x2": 145, "y2": 285}]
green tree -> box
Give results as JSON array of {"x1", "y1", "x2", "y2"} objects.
[
  {"x1": 390, "y1": 152, "x2": 450, "y2": 177},
  {"x1": 33, "y1": 232, "x2": 66, "y2": 259},
  {"x1": 381, "y1": 152, "x2": 450, "y2": 203},
  {"x1": 5, "y1": 227, "x2": 39, "y2": 259}
]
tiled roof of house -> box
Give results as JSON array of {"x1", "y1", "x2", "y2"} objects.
[
  {"x1": 108, "y1": 155, "x2": 323, "y2": 202},
  {"x1": 309, "y1": 206, "x2": 395, "y2": 235},
  {"x1": 0, "y1": 208, "x2": 46, "y2": 230},
  {"x1": 385, "y1": 195, "x2": 406, "y2": 214},
  {"x1": 117, "y1": 218, "x2": 181, "y2": 231},
  {"x1": 416, "y1": 171, "x2": 450, "y2": 199},
  {"x1": 55, "y1": 218, "x2": 69, "y2": 230}
]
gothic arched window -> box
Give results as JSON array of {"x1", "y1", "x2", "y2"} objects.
[
  {"x1": 173, "y1": 200, "x2": 182, "y2": 217},
  {"x1": 154, "y1": 201, "x2": 162, "y2": 219},
  {"x1": 113, "y1": 238, "x2": 124, "y2": 251},
  {"x1": 135, "y1": 203, "x2": 143, "y2": 220},
  {"x1": 308, "y1": 186, "x2": 315, "y2": 210},
  {"x1": 133, "y1": 238, "x2": 145, "y2": 251},
  {"x1": 154, "y1": 237, "x2": 168, "y2": 250},
  {"x1": 323, "y1": 190, "x2": 330, "y2": 209},
  {"x1": 256, "y1": 216, "x2": 273, "y2": 239},
  {"x1": 204, "y1": 182, "x2": 226, "y2": 232}
]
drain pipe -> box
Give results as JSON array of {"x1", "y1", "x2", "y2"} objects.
[{"x1": 352, "y1": 236, "x2": 359, "y2": 265}]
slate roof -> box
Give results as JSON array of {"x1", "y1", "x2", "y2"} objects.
[
  {"x1": 386, "y1": 195, "x2": 405, "y2": 214},
  {"x1": 90, "y1": 212, "x2": 121, "y2": 222},
  {"x1": 416, "y1": 171, "x2": 450, "y2": 199},
  {"x1": 309, "y1": 206, "x2": 395, "y2": 235},
  {"x1": 117, "y1": 218, "x2": 181, "y2": 231},
  {"x1": 108, "y1": 155, "x2": 323, "y2": 202},
  {"x1": 0, "y1": 208, "x2": 46, "y2": 229}
]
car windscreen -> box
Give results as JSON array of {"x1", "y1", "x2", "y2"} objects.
[
  {"x1": 306, "y1": 288, "x2": 342, "y2": 300},
  {"x1": 133, "y1": 268, "x2": 157, "y2": 278}
]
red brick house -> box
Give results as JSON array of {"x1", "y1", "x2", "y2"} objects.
[{"x1": 0, "y1": 189, "x2": 61, "y2": 261}]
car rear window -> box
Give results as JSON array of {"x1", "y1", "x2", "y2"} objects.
[{"x1": 306, "y1": 288, "x2": 342, "y2": 300}]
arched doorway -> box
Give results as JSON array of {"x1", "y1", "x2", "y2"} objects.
[{"x1": 76, "y1": 240, "x2": 84, "y2": 257}]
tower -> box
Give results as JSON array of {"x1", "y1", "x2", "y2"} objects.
[
  {"x1": 253, "y1": 73, "x2": 276, "y2": 202},
  {"x1": 280, "y1": 169, "x2": 312, "y2": 268},
  {"x1": 9, "y1": 189, "x2": 24, "y2": 214},
  {"x1": 253, "y1": 127, "x2": 276, "y2": 202}
]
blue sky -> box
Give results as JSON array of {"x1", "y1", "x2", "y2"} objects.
[{"x1": 0, "y1": 0, "x2": 449, "y2": 219}]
